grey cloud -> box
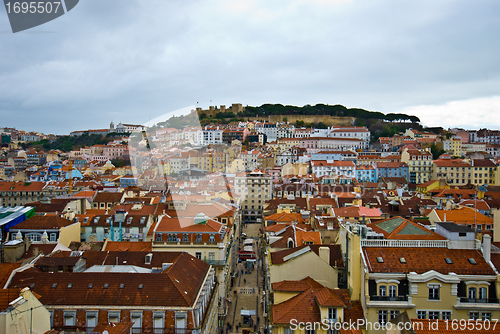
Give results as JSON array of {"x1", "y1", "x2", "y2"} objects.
[{"x1": 1, "y1": 0, "x2": 500, "y2": 133}]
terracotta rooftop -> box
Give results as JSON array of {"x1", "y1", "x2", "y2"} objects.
[
  {"x1": 8, "y1": 252, "x2": 209, "y2": 307},
  {"x1": 272, "y1": 276, "x2": 324, "y2": 292},
  {"x1": 368, "y1": 216, "x2": 446, "y2": 240},
  {"x1": 269, "y1": 225, "x2": 322, "y2": 248},
  {"x1": 103, "y1": 241, "x2": 152, "y2": 252},
  {"x1": 363, "y1": 247, "x2": 494, "y2": 275},
  {"x1": 272, "y1": 280, "x2": 362, "y2": 325},
  {"x1": 11, "y1": 215, "x2": 75, "y2": 230},
  {"x1": 0, "y1": 288, "x2": 21, "y2": 312},
  {"x1": 0, "y1": 263, "x2": 22, "y2": 288},
  {"x1": 91, "y1": 322, "x2": 134, "y2": 334}
]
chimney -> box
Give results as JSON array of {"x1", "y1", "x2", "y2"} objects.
[
  {"x1": 483, "y1": 234, "x2": 491, "y2": 263},
  {"x1": 319, "y1": 246, "x2": 330, "y2": 265}
]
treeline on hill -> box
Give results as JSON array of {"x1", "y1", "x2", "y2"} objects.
[
  {"x1": 25, "y1": 133, "x2": 117, "y2": 152},
  {"x1": 241, "y1": 104, "x2": 421, "y2": 123}
]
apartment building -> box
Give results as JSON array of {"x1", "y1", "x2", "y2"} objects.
[
  {"x1": 401, "y1": 148, "x2": 433, "y2": 184},
  {"x1": 235, "y1": 170, "x2": 272, "y2": 223}
]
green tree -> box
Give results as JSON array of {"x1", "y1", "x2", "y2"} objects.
[{"x1": 429, "y1": 144, "x2": 446, "y2": 160}]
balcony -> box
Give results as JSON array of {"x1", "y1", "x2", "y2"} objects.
[
  {"x1": 459, "y1": 297, "x2": 499, "y2": 304},
  {"x1": 367, "y1": 294, "x2": 415, "y2": 308},
  {"x1": 203, "y1": 259, "x2": 227, "y2": 266},
  {"x1": 361, "y1": 239, "x2": 448, "y2": 248},
  {"x1": 370, "y1": 295, "x2": 408, "y2": 302},
  {"x1": 455, "y1": 297, "x2": 500, "y2": 310}
]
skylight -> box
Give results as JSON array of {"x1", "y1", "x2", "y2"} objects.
[
  {"x1": 468, "y1": 258, "x2": 477, "y2": 265},
  {"x1": 377, "y1": 257, "x2": 384, "y2": 263},
  {"x1": 103, "y1": 283, "x2": 109, "y2": 289},
  {"x1": 120, "y1": 284, "x2": 125, "y2": 289},
  {"x1": 88, "y1": 283, "x2": 93, "y2": 289},
  {"x1": 138, "y1": 284, "x2": 143, "y2": 289},
  {"x1": 399, "y1": 257, "x2": 406, "y2": 263},
  {"x1": 67, "y1": 283, "x2": 73, "y2": 288},
  {"x1": 52, "y1": 283, "x2": 57, "y2": 288},
  {"x1": 445, "y1": 258, "x2": 453, "y2": 264}
]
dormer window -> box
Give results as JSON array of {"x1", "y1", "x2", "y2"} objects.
[
  {"x1": 327, "y1": 308, "x2": 337, "y2": 322},
  {"x1": 94, "y1": 217, "x2": 99, "y2": 224},
  {"x1": 140, "y1": 217, "x2": 146, "y2": 224},
  {"x1": 127, "y1": 217, "x2": 133, "y2": 225},
  {"x1": 209, "y1": 234, "x2": 215, "y2": 243},
  {"x1": 196, "y1": 234, "x2": 202, "y2": 242}
]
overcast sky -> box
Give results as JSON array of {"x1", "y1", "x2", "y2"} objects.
[{"x1": 1, "y1": 0, "x2": 500, "y2": 134}]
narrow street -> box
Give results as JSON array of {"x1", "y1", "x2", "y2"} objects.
[{"x1": 223, "y1": 223, "x2": 266, "y2": 334}]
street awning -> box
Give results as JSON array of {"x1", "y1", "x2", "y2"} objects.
[{"x1": 241, "y1": 309, "x2": 256, "y2": 316}]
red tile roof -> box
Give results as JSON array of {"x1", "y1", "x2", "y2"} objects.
[
  {"x1": 0, "y1": 288, "x2": 21, "y2": 312},
  {"x1": 11, "y1": 215, "x2": 75, "y2": 230},
  {"x1": 103, "y1": 241, "x2": 152, "y2": 252},
  {"x1": 363, "y1": 247, "x2": 494, "y2": 275},
  {"x1": 8, "y1": 252, "x2": 209, "y2": 307}
]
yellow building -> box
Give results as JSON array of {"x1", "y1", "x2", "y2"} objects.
[
  {"x1": 268, "y1": 245, "x2": 343, "y2": 289},
  {"x1": 401, "y1": 148, "x2": 433, "y2": 184},
  {"x1": 271, "y1": 277, "x2": 363, "y2": 334},
  {"x1": 361, "y1": 244, "x2": 499, "y2": 334},
  {"x1": 0, "y1": 288, "x2": 51, "y2": 334},
  {"x1": 443, "y1": 138, "x2": 462, "y2": 157}
]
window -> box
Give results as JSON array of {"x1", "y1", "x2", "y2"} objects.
[
  {"x1": 429, "y1": 311, "x2": 440, "y2": 320},
  {"x1": 417, "y1": 311, "x2": 427, "y2": 319},
  {"x1": 389, "y1": 285, "x2": 397, "y2": 297},
  {"x1": 196, "y1": 234, "x2": 202, "y2": 242},
  {"x1": 86, "y1": 311, "x2": 98, "y2": 330},
  {"x1": 64, "y1": 311, "x2": 76, "y2": 327},
  {"x1": 208, "y1": 252, "x2": 215, "y2": 262},
  {"x1": 390, "y1": 310, "x2": 400, "y2": 320},
  {"x1": 482, "y1": 312, "x2": 492, "y2": 321},
  {"x1": 195, "y1": 252, "x2": 202, "y2": 260},
  {"x1": 379, "y1": 285, "x2": 387, "y2": 296},
  {"x1": 26, "y1": 233, "x2": 42, "y2": 242},
  {"x1": 175, "y1": 314, "x2": 187, "y2": 334},
  {"x1": 429, "y1": 285, "x2": 440, "y2": 300},
  {"x1": 153, "y1": 312, "x2": 165, "y2": 333},
  {"x1": 131, "y1": 312, "x2": 142, "y2": 333},
  {"x1": 442, "y1": 312, "x2": 451, "y2": 320},
  {"x1": 469, "y1": 312, "x2": 480, "y2": 320},
  {"x1": 108, "y1": 311, "x2": 120, "y2": 323},
  {"x1": 479, "y1": 287, "x2": 488, "y2": 301},
  {"x1": 327, "y1": 308, "x2": 336, "y2": 322},
  {"x1": 209, "y1": 234, "x2": 215, "y2": 242},
  {"x1": 378, "y1": 310, "x2": 387, "y2": 324},
  {"x1": 468, "y1": 287, "x2": 477, "y2": 299}
]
